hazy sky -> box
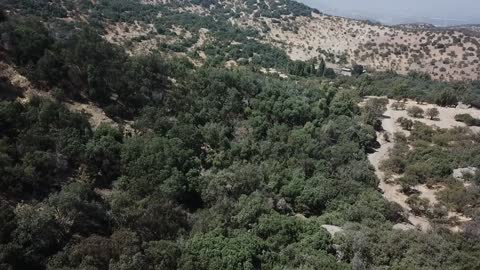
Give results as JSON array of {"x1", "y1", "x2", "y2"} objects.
[{"x1": 300, "y1": 0, "x2": 480, "y2": 25}]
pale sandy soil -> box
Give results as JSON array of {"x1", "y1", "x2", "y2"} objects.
[
  {"x1": 96, "y1": 1, "x2": 480, "y2": 80},
  {"x1": 232, "y1": 13, "x2": 480, "y2": 81},
  {"x1": 104, "y1": 22, "x2": 156, "y2": 44},
  {"x1": 367, "y1": 98, "x2": 480, "y2": 231},
  {"x1": 189, "y1": 28, "x2": 209, "y2": 51},
  {"x1": 415, "y1": 184, "x2": 440, "y2": 205},
  {"x1": 142, "y1": 0, "x2": 210, "y2": 15},
  {"x1": 86, "y1": 0, "x2": 480, "y2": 80},
  {"x1": 64, "y1": 102, "x2": 117, "y2": 129},
  {"x1": 367, "y1": 100, "x2": 431, "y2": 231},
  {"x1": 224, "y1": 60, "x2": 239, "y2": 69},
  {"x1": 388, "y1": 99, "x2": 480, "y2": 132},
  {"x1": 103, "y1": 20, "x2": 211, "y2": 66},
  {"x1": 103, "y1": 21, "x2": 162, "y2": 56},
  {"x1": 0, "y1": 62, "x2": 50, "y2": 101},
  {"x1": 412, "y1": 184, "x2": 470, "y2": 225}
]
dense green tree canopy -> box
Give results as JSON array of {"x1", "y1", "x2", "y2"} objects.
[{"x1": 1, "y1": 2, "x2": 480, "y2": 270}]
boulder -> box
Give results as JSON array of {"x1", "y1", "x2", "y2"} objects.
[
  {"x1": 393, "y1": 223, "x2": 416, "y2": 231},
  {"x1": 321, "y1": 225, "x2": 344, "y2": 236},
  {"x1": 452, "y1": 167, "x2": 477, "y2": 181}
]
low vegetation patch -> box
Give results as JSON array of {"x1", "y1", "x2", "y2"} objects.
[{"x1": 455, "y1": 113, "x2": 480, "y2": 126}]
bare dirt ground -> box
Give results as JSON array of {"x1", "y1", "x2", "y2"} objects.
[
  {"x1": 366, "y1": 98, "x2": 479, "y2": 231},
  {"x1": 103, "y1": 21, "x2": 211, "y2": 66},
  {"x1": 233, "y1": 13, "x2": 480, "y2": 81},
  {"x1": 82, "y1": 0, "x2": 480, "y2": 81},
  {"x1": 103, "y1": 21, "x2": 162, "y2": 56},
  {"x1": 367, "y1": 100, "x2": 431, "y2": 231},
  {"x1": 64, "y1": 101, "x2": 117, "y2": 129},
  {"x1": 0, "y1": 62, "x2": 50, "y2": 101},
  {"x1": 386, "y1": 99, "x2": 480, "y2": 132},
  {"x1": 96, "y1": 0, "x2": 480, "y2": 81},
  {"x1": 415, "y1": 184, "x2": 440, "y2": 205}
]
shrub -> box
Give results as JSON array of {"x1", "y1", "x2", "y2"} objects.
[
  {"x1": 397, "y1": 117, "x2": 414, "y2": 130},
  {"x1": 391, "y1": 101, "x2": 406, "y2": 110},
  {"x1": 409, "y1": 121, "x2": 435, "y2": 141},
  {"x1": 323, "y1": 68, "x2": 336, "y2": 79},
  {"x1": 407, "y1": 106, "x2": 424, "y2": 118},
  {"x1": 435, "y1": 90, "x2": 457, "y2": 107},
  {"x1": 380, "y1": 155, "x2": 406, "y2": 174},
  {"x1": 406, "y1": 194, "x2": 430, "y2": 215},
  {"x1": 455, "y1": 114, "x2": 480, "y2": 126},
  {"x1": 425, "y1": 108, "x2": 439, "y2": 120},
  {"x1": 351, "y1": 64, "x2": 364, "y2": 77}
]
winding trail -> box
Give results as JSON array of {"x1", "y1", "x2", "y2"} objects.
[
  {"x1": 367, "y1": 99, "x2": 431, "y2": 231},
  {"x1": 366, "y1": 97, "x2": 480, "y2": 231}
]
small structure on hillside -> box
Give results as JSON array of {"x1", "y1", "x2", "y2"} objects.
[{"x1": 340, "y1": 67, "x2": 352, "y2": 76}]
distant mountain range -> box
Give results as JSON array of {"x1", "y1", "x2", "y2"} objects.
[{"x1": 324, "y1": 10, "x2": 477, "y2": 27}]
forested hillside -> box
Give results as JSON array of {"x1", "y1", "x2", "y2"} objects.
[
  {"x1": 5, "y1": 0, "x2": 480, "y2": 80},
  {"x1": 0, "y1": 1, "x2": 480, "y2": 270}
]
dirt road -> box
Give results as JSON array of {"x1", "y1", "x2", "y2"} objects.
[{"x1": 367, "y1": 99, "x2": 431, "y2": 231}]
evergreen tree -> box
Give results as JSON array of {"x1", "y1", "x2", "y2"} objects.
[{"x1": 317, "y1": 58, "x2": 326, "y2": 76}]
